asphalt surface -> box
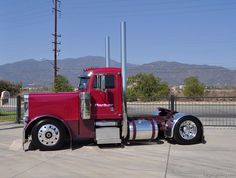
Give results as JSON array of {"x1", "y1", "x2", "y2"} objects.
[{"x1": 0, "y1": 122, "x2": 236, "y2": 178}]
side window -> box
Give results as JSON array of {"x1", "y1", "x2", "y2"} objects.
[
  {"x1": 93, "y1": 75, "x2": 98, "y2": 88},
  {"x1": 105, "y1": 75, "x2": 115, "y2": 89},
  {"x1": 93, "y1": 75, "x2": 115, "y2": 89}
]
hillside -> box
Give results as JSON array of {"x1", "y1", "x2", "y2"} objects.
[{"x1": 0, "y1": 56, "x2": 235, "y2": 87}]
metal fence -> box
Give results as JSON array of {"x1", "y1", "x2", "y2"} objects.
[
  {"x1": 174, "y1": 97, "x2": 236, "y2": 126},
  {"x1": 0, "y1": 96, "x2": 21, "y2": 123},
  {"x1": 1, "y1": 96, "x2": 236, "y2": 126},
  {"x1": 127, "y1": 97, "x2": 170, "y2": 116},
  {"x1": 127, "y1": 96, "x2": 236, "y2": 126}
]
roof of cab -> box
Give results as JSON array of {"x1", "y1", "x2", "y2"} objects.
[{"x1": 84, "y1": 67, "x2": 121, "y2": 74}]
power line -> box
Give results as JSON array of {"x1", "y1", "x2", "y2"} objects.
[
  {"x1": 66, "y1": 0, "x2": 236, "y2": 14},
  {"x1": 63, "y1": 0, "x2": 236, "y2": 20}
]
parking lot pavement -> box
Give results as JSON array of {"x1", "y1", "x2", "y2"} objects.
[{"x1": 0, "y1": 123, "x2": 236, "y2": 178}]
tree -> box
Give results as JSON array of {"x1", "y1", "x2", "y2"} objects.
[
  {"x1": 183, "y1": 76, "x2": 205, "y2": 97},
  {"x1": 0, "y1": 80, "x2": 22, "y2": 96},
  {"x1": 54, "y1": 75, "x2": 74, "y2": 92},
  {"x1": 127, "y1": 73, "x2": 169, "y2": 101}
]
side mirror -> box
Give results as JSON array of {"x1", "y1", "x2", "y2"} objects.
[
  {"x1": 101, "y1": 75, "x2": 106, "y2": 91},
  {"x1": 78, "y1": 83, "x2": 87, "y2": 90},
  {"x1": 83, "y1": 83, "x2": 88, "y2": 90}
]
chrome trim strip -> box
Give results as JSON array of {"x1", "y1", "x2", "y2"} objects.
[
  {"x1": 153, "y1": 120, "x2": 159, "y2": 139},
  {"x1": 95, "y1": 121, "x2": 118, "y2": 127}
]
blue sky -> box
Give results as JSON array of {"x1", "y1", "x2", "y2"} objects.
[{"x1": 0, "y1": 0, "x2": 235, "y2": 68}]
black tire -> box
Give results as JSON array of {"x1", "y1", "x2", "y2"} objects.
[
  {"x1": 173, "y1": 116, "x2": 202, "y2": 145},
  {"x1": 32, "y1": 119, "x2": 65, "y2": 150}
]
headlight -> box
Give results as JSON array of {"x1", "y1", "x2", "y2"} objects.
[
  {"x1": 24, "y1": 94, "x2": 28, "y2": 112},
  {"x1": 23, "y1": 94, "x2": 29, "y2": 122}
]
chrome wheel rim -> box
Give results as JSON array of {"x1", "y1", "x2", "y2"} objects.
[
  {"x1": 38, "y1": 124, "x2": 60, "y2": 146},
  {"x1": 179, "y1": 120, "x2": 197, "y2": 140}
]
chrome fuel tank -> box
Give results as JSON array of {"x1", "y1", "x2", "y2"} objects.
[{"x1": 128, "y1": 119, "x2": 158, "y2": 141}]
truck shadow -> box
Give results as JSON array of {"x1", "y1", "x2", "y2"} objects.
[
  {"x1": 71, "y1": 139, "x2": 96, "y2": 150},
  {"x1": 26, "y1": 139, "x2": 165, "y2": 151},
  {"x1": 73, "y1": 140, "x2": 165, "y2": 150},
  {"x1": 165, "y1": 138, "x2": 207, "y2": 145},
  {"x1": 125, "y1": 140, "x2": 164, "y2": 147}
]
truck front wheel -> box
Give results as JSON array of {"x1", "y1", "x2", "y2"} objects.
[
  {"x1": 32, "y1": 119, "x2": 65, "y2": 150},
  {"x1": 173, "y1": 117, "x2": 202, "y2": 145}
]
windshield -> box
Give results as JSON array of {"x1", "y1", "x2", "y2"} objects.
[{"x1": 78, "y1": 77, "x2": 89, "y2": 90}]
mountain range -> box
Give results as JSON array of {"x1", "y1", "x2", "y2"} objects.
[{"x1": 0, "y1": 56, "x2": 235, "y2": 87}]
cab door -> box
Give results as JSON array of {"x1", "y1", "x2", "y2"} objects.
[{"x1": 90, "y1": 73, "x2": 121, "y2": 119}]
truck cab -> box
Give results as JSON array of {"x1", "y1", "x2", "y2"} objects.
[{"x1": 79, "y1": 68, "x2": 123, "y2": 120}]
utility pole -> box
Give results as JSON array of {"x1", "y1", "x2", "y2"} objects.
[{"x1": 52, "y1": 0, "x2": 61, "y2": 87}]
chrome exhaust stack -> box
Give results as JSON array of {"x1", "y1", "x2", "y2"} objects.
[
  {"x1": 121, "y1": 21, "x2": 128, "y2": 138},
  {"x1": 105, "y1": 35, "x2": 110, "y2": 67}
]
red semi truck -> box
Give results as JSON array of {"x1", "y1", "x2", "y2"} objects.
[{"x1": 23, "y1": 67, "x2": 204, "y2": 150}]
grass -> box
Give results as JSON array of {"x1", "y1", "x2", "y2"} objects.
[{"x1": 0, "y1": 111, "x2": 17, "y2": 122}]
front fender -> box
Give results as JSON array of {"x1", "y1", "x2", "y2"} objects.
[{"x1": 23, "y1": 115, "x2": 73, "y2": 150}]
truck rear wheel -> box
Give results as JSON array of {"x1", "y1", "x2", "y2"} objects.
[
  {"x1": 173, "y1": 117, "x2": 202, "y2": 145},
  {"x1": 32, "y1": 119, "x2": 65, "y2": 150}
]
